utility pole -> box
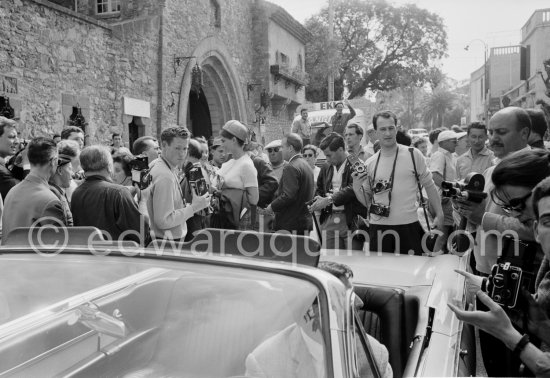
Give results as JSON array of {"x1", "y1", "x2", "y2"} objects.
[{"x1": 328, "y1": 0, "x2": 334, "y2": 102}]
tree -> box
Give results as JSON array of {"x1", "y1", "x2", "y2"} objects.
[
  {"x1": 304, "y1": 0, "x2": 448, "y2": 102},
  {"x1": 421, "y1": 89, "x2": 456, "y2": 129}
]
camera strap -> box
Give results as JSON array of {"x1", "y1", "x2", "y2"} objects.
[
  {"x1": 160, "y1": 157, "x2": 187, "y2": 205},
  {"x1": 408, "y1": 147, "x2": 432, "y2": 233},
  {"x1": 372, "y1": 146, "x2": 399, "y2": 205}
]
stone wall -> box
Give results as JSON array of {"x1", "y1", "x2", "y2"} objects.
[
  {"x1": 0, "y1": 0, "x2": 161, "y2": 144},
  {"x1": 0, "y1": 0, "x2": 307, "y2": 146}
]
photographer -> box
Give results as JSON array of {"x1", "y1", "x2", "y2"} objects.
[
  {"x1": 451, "y1": 149, "x2": 549, "y2": 376},
  {"x1": 352, "y1": 110, "x2": 443, "y2": 255},
  {"x1": 148, "y1": 127, "x2": 210, "y2": 241},
  {"x1": 454, "y1": 107, "x2": 532, "y2": 276},
  {"x1": 449, "y1": 164, "x2": 550, "y2": 377},
  {"x1": 309, "y1": 133, "x2": 367, "y2": 250}
]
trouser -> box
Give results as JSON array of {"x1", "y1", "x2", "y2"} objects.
[
  {"x1": 368, "y1": 221, "x2": 425, "y2": 255},
  {"x1": 321, "y1": 212, "x2": 349, "y2": 249}
]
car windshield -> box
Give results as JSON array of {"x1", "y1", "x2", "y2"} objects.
[{"x1": 0, "y1": 254, "x2": 328, "y2": 377}]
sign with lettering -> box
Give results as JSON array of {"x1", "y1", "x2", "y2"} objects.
[
  {"x1": 0, "y1": 75, "x2": 17, "y2": 95},
  {"x1": 318, "y1": 101, "x2": 342, "y2": 110}
]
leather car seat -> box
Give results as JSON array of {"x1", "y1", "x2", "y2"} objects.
[{"x1": 354, "y1": 286, "x2": 409, "y2": 378}]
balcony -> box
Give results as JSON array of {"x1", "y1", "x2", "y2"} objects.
[{"x1": 270, "y1": 64, "x2": 309, "y2": 92}]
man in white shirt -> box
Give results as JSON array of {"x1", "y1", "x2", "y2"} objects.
[
  {"x1": 455, "y1": 122, "x2": 494, "y2": 180},
  {"x1": 365, "y1": 126, "x2": 376, "y2": 156},
  {"x1": 345, "y1": 123, "x2": 371, "y2": 162},
  {"x1": 429, "y1": 130, "x2": 459, "y2": 253},
  {"x1": 353, "y1": 111, "x2": 443, "y2": 255},
  {"x1": 147, "y1": 127, "x2": 210, "y2": 241}
]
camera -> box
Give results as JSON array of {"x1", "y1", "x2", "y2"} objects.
[
  {"x1": 187, "y1": 164, "x2": 209, "y2": 196},
  {"x1": 347, "y1": 154, "x2": 366, "y2": 175},
  {"x1": 487, "y1": 262, "x2": 529, "y2": 309},
  {"x1": 128, "y1": 155, "x2": 151, "y2": 190},
  {"x1": 373, "y1": 180, "x2": 391, "y2": 194},
  {"x1": 370, "y1": 203, "x2": 390, "y2": 217},
  {"x1": 441, "y1": 172, "x2": 487, "y2": 203}
]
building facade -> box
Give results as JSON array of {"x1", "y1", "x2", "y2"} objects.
[
  {"x1": 469, "y1": 8, "x2": 550, "y2": 120},
  {"x1": 0, "y1": 0, "x2": 310, "y2": 148},
  {"x1": 469, "y1": 65, "x2": 486, "y2": 122}
]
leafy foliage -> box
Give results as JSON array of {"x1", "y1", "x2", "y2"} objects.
[
  {"x1": 304, "y1": 0, "x2": 448, "y2": 101},
  {"x1": 421, "y1": 89, "x2": 457, "y2": 129}
]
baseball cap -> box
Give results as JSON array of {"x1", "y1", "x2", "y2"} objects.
[
  {"x1": 222, "y1": 120, "x2": 249, "y2": 144},
  {"x1": 438, "y1": 130, "x2": 458, "y2": 143},
  {"x1": 456, "y1": 131, "x2": 467, "y2": 140}
]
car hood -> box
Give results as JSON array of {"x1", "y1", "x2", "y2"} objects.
[{"x1": 321, "y1": 250, "x2": 460, "y2": 287}]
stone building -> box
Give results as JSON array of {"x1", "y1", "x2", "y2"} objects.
[{"x1": 0, "y1": 0, "x2": 310, "y2": 148}]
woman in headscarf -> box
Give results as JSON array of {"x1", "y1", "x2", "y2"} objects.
[
  {"x1": 49, "y1": 140, "x2": 79, "y2": 226},
  {"x1": 215, "y1": 120, "x2": 258, "y2": 230}
]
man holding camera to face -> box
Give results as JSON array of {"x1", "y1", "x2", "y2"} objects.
[
  {"x1": 308, "y1": 133, "x2": 368, "y2": 250},
  {"x1": 352, "y1": 110, "x2": 443, "y2": 255}
]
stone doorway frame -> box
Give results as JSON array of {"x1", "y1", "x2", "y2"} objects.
[{"x1": 178, "y1": 37, "x2": 247, "y2": 137}]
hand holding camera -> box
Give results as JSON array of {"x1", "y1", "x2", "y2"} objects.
[
  {"x1": 307, "y1": 195, "x2": 332, "y2": 212},
  {"x1": 191, "y1": 191, "x2": 211, "y2": 213}
]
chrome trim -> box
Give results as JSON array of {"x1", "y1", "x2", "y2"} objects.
[
  {"x1": 0, "y1": 268, "x2": 168, "y2": 341},
  {"x1": 0, "y1": 330, "x2": 96, "y2": 376}
]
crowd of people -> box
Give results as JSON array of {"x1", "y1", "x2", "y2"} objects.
[{"x1": 2, "y1": 102, "x2": 550, "y2": 375}]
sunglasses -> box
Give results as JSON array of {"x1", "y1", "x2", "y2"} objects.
[
  {"x1": 267, "y1": 147, "x2": 281, "y2": 153},
  {"x1": 303, "y1": 153, "x2": 315, "y2": 158},
  {"x1": 491, "y1": 189, "x2": 531, "y2": 214}
]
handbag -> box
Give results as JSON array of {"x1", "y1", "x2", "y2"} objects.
[{"x1": 409, "y1": 148, "x2": 437, "y2": 253}]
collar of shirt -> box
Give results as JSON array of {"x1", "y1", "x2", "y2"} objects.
[
  {"x1": 85, "y1": 174, "x2": 111, "y2": 183},
  {"x1": 25, "y1": 172, "x2": 49, "y2": 186},
  {"x1": 467, "y1": 146, "x2": 491, "y2": 159},
  {"x1": 289, "y1": 153, "x2": 301, "y2": 163}
]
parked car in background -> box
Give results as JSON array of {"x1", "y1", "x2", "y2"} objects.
[{"x1": 0, "y1": 227, "x2": 474, "y2": 377}]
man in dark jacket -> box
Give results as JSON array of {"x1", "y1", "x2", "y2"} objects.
[
  {"x1": 71, "y1": 145, "x2": 147, "y2": 244},
  {"x1": 266, "y1": 133, "x2": 313, "y2": 235},
  {"x1": 309, "y1": 133, "x2": 368, "y2": 250},
  {"x1": 247, "y1": 143, "x2": 278, "y2": 232}
]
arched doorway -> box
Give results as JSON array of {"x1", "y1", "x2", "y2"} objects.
[
  {"x1": 178, "y1": 37, "x2": 247, "y2": 138},
  {"x1": 188, "y1": 88, "x2": 212, "y2": 139}
]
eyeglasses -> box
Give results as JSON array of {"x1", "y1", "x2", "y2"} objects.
[
  {"x1": 267, "y1": 147, "x2": 281, "y2": 153},
  {"x1": 491, "y1": 189, "x2": 532, "y2": 214}
]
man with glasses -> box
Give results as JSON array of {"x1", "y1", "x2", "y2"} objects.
[
  {"x1": 291, "y1": 108, "x2": 328, "y2": 147},
  {"x1": 2, "y1": 137, "x2": 65, "y2": 238},
  {"x1": 302, "y1": 145, "x2": 320, "y2": 183},
  {"x1": 455, "y1": 107, "x2": 532, "y2": 276},
  {"x1": 265, "y1": 139, "x2": 287, "y2": 183}
]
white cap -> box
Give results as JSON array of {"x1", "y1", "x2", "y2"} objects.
[
  {"x1": 438, "y1": 130, "x2": 458, "y2": 143},
  {"x1": 265, "y1": 139, "x2": 282, "y2": 149},
  {"x1": 456, "y1": 131, "x2": 467, "y2": 140}
]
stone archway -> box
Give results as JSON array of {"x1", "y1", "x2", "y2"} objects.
[{"x1": 178, "y1": 37, "x2": 247, "y2": 138}]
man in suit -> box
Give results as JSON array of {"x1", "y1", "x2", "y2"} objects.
[
  {"x1": 309, "y1": 133, "x2": 368, "y2": 250},
  {"x1": 266, "y1": 133, "x2": 313, "y2": 235},
  {"x1": 2, "y1": 137, "x2": 65, "y2": 238}
]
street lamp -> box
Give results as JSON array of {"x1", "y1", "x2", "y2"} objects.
[{"x1": 465, "y1": 39, "x2": 489, "y2": 123}]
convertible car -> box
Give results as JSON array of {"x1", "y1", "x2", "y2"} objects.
[{"x1": 0, "y1": 227, "x2": 474, "y2": 377}]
